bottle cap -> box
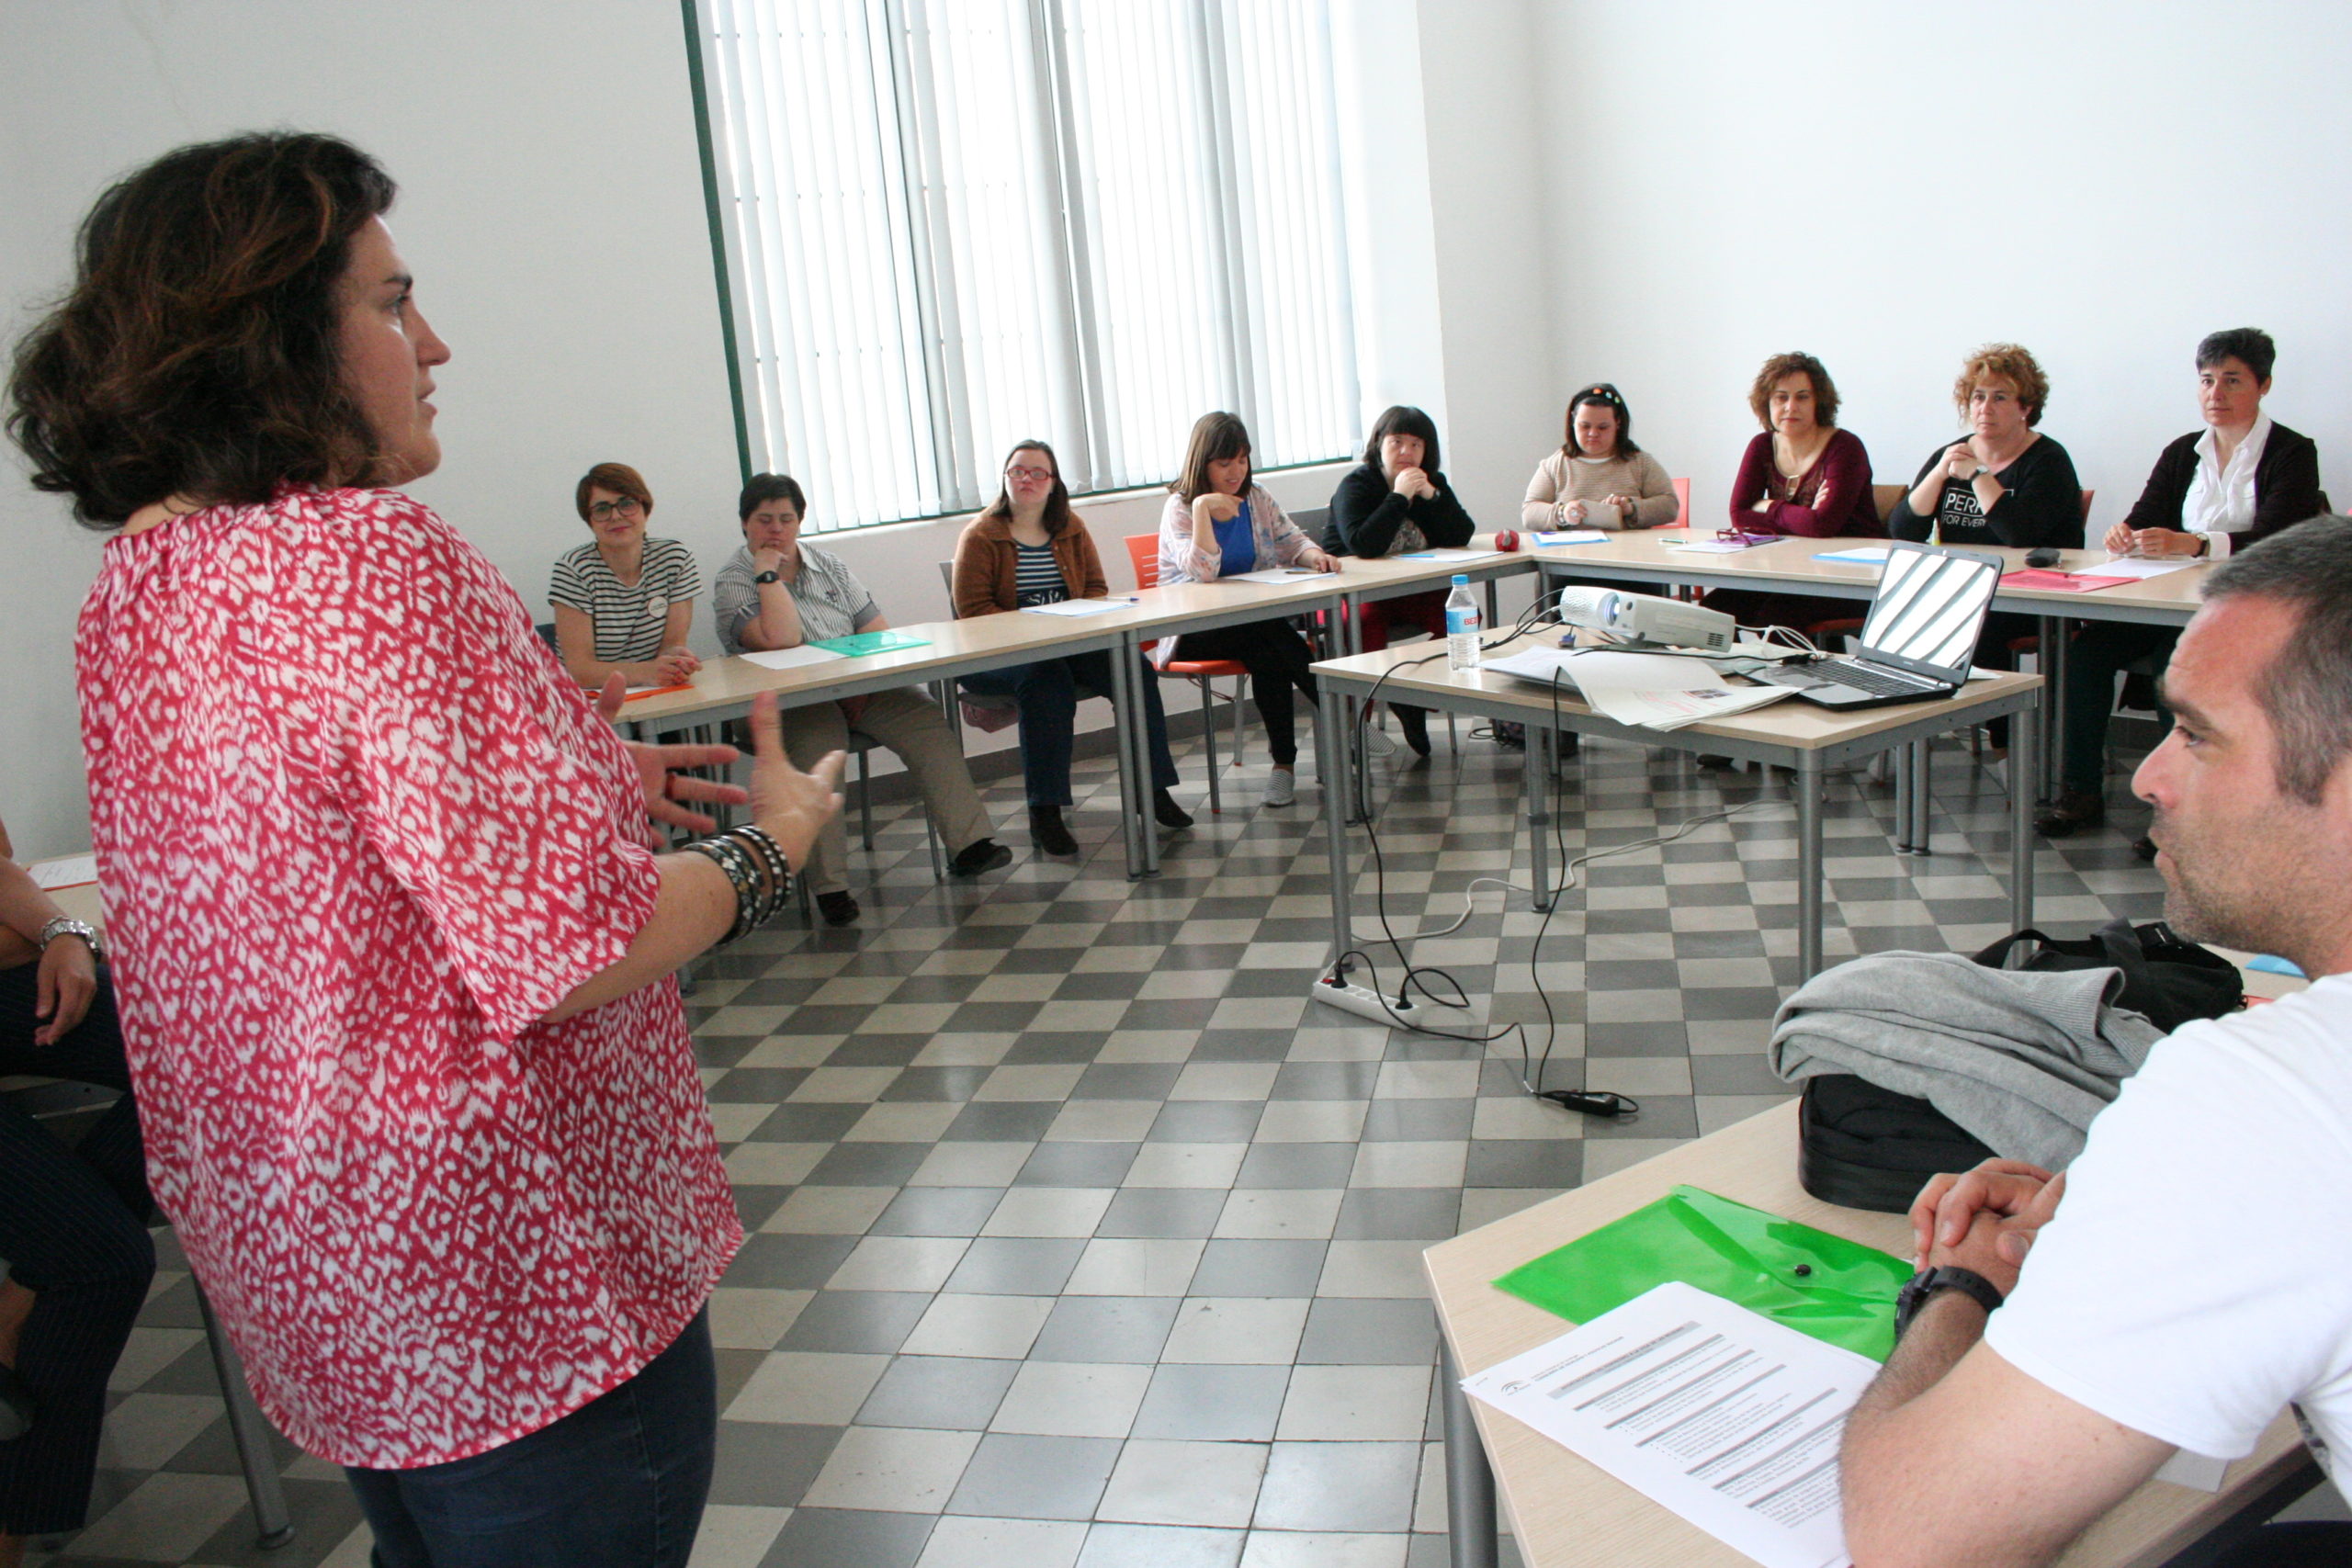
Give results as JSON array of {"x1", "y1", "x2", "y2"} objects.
[{"x1": 1451, "y1": 574, "x2": 1469, "y2": 585}]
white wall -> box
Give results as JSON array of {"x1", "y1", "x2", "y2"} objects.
[{"x1": 1516, "y1": 0, "x2": 2352, "y2": 539}]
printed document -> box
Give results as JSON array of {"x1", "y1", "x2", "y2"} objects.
[
  {"x1": 32, "y1": 854, "x2": 98, "y2": 891},
  {"x1": 1531, "y1": 529, "x2": 1608, "y2": 547},
  {"x1": 2094, "y1": 556, "x2": 2199, "y2": 579},
  {"x1": 1021, "y1": 598, "x2": 1132, "y2": 616},
  {"x1": 1224, "y1": 567, "x2": 1326, "y2": 584},
  {"x1": 741, "y1": 645, "x2": 848, "y2": 671},
  {"x1": 1461, "y1": 1281, "x2": 1871, "y2": 1568},
  {"x1": 1486, "y1": 649, "x2": 1797, "y2": 731},
  {"x1": 1393, "y1": 547, "x2": 1506, "y2": 563}
]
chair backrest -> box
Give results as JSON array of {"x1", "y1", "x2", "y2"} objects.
[
  {"x1": 1872, "y1": 483, "x2": 1905, "y2": 525},
  {"x1": 1670, "y1": 477, "x2": 1690, "y2": 530},
  {"x1": 936, "y1": 559, "x2": 958, "y2": 617},
  {"x1": 535, "y1": 621, "x2": 559, "y2": 653},
  {"x1": 2079, "y1": 488, "x2": 2096, "y2": 523},
  {"x1": 1124, "y1": 533, "x2": 1160, "y2": 592},
  {"x1": 1290, "y1": 505, "x2": 1330, "y2": 540}
]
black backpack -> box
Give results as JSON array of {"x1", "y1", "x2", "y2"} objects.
[{"x1": 1796, "y1": 919, "x2": 2245, "y2": 1213}]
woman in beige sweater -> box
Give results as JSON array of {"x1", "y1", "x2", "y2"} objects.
[{"x1": 1520, "y1": 383, "x2": 1679, "y2": 530}]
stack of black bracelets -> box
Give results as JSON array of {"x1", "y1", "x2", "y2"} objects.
[{"x1": 683, "y1": 824, "x2": 793, "y2": 943}]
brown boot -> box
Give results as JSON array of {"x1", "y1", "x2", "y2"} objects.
[{"x1": 2033, "y1": 788, "x2": 2105, "y2": 838}]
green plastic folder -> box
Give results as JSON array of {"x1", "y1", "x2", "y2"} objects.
[
  {"x1": 1492, "y1": 1185, "x2": 1910, "y2": 1361},
  {"x1": 809, "y1": 630, "x2": 932, "y2": 657}
]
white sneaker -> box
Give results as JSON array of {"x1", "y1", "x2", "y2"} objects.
[
  {"x1": 1265, "y1": 767, "x2": 1297, "y2": 807},
  {"x1": 1361, "y1": 724, "x2": 1398, "y2": 758}
]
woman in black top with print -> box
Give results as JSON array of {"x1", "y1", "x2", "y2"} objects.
[
  {"x1": 1322, "y1": 405, "x2": 1476, "y2": 757},
  {"x1": 1890, "y1": 344, "x2": 2081, "y2": 749}
]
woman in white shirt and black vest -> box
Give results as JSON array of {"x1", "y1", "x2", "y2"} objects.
[{"x1": 2038, "y1": 328, "x2": 2328, "y2": 848}]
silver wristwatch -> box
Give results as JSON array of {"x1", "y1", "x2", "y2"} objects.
[{"x1": 37, "y1": 916, "x2": 102, "y2": 962}]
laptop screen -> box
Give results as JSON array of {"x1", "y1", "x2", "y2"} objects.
[{"x1": 1857, "y1": 544, "x2": 2000, "y2": 677}]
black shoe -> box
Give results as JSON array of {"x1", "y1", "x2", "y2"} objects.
[
  {"x1": 1029, "y1": 806, "x2": 1079, "y2": 857},
  {"x1": 1492, "y1": 720, "x2": 1526, "y2": 750},
  {"x1": 1396, "y1": 704, "x2": 1431, "y2": 758},
  {"x1": 951, "y1": 838, "x2": 1014, "y2": 877},
  {"x1": 2033, "y1": 789, "x2": 2105, "y2": 839},
  {"x1": 1152, "y1": 789, "x2": 1194, "y2": 829},
  {"x1": 2132, "y1": 834, "x2": 2158, "y2": 862},
  {"x1": 816, "y1": 890, "x2": 860, "y2": 926}
]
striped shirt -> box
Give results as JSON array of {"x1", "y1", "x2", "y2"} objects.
[
  {"x1": 711, "y1": 545, "x2": 877, "y2": 655},
  {"x1": 548, "y1": 537, "x2": 703, "y2": 664},
  {"x1": 1013, "y1": 541, "x2": 1069, "y2": 607}
]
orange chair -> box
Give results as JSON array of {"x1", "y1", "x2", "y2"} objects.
[
  {"x1": 1125, "y1": 533, "x2": 1250, "y2": 815},
  {"x1": 1669, "y1": 476, "x2": 1690, "y2": 530}
]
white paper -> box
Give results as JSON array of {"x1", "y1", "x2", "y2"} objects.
[
  {"x1": 741, "y1": 645, "x2": 848, "y2": 671},
  {"x1": 1393, "y1": 547, "x2": 1506, "y2": 563},
  {"x1": 1532, "y1": 529, "x2": 1610, "y2": 547},
  {"x1": 1668, "y1": 539, "x2": 1761, "y2": 555},
  {"x1": 1487, "y1": 649, "x2": 1799, "y2": 731},
  {"x1": 1462, "y1": 1281, "x2": 1872, "y2": 1568},
  {"x1": 1021, "y1": 597, "x2": 1134, "y2": 616},
  {"x1": 1223, "y1": 567, "x2": 1326, "y2": 584},
  {"x1": 2093, "y1": 556, "x2": 2199, "y2": 579},
  {"x1": 1812, "y1": 547, "x2": 1890, "y2": 566},
  {"x1": 32, "y1": 854, "x2": 98, "y2": 890}
]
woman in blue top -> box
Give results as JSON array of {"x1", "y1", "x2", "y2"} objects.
[{"x1": 1155, "y1": 412, "x2": 1338, "y2": 807}]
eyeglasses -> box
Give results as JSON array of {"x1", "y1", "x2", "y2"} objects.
[
  {"x1": 588, "y1": 497, "x2": 645, "y2": 522},
  {"x1": 1005, "y1": 465, "x2": 1056, "y2": 484}
]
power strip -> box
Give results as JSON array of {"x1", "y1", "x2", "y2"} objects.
[{"x1": 1310, "y1": 976, "x2": 1432, "y2": 1030}]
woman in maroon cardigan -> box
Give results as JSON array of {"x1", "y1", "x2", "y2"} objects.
[{"x1": 1702, "y1": 352, "x2": 1883, "y2": 635}]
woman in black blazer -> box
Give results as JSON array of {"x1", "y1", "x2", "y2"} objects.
[{"x1": 2039, "y1": 329, "x2": 2327, "y2": 845}]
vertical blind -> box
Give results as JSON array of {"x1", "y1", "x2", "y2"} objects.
[{"x1": 695, "y1": 0, "x2": 1361, "y2": 533}]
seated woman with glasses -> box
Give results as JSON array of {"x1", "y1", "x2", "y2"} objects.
[
  {"x1": 1158, "y1": 412, "x2": 1339, "y2": 809},
  {"x1": 1702, "y1": 352, "x2": 1884, "y2": 635},
  {"x1": 1519, "y1": 383, "x2": 1678, "y2": 533},
  {"x1": 1322, "y1": 405, "x2": 1476, "y2": 758},
  {"x1": 1890, "y1": 344, "x2": 2084, "y2": 754},
  {"x1": 953, "y1": 442, "x2": 1192, "y2": 855},
  {"x1": 549, "y1": 462, "x2": 704, "y2": 690},
  {"x1": 714, "y1": 474, "x2": 1012, "y2": 925}
]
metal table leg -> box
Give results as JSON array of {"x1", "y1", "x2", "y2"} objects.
[
  {"x1": 1910, "y1": 739, "x2": 1932, "y2": 853},
  {"x1": 1798, "y1": 750, "x2": 1826, "y2": 979},
  {"x1": 1527, "y1": 726, "x2": 1555, "y2": 912},
  {"x1": 2045, "y1": 615, "x2": 2070, "y2": 805},
  {"x1": 2012, "y1": 695, "x2": 2039, "y2": 930},
  {"x1": 198, "y1": 1285, "x2": 294, "y2": 1548},
  {"x1": 1893, "y1": 741, "x2": 1915, "y2": 853},
  {"x1": 1322, "y1": 682, "x2": 1352, "y2": 960},
  {"x1": 1441, "y1": 1336, "x2": 1499, "y2": 1568},
  {"x1": 1110, "y1": 637, "x2": 1148, "y2": 880}
]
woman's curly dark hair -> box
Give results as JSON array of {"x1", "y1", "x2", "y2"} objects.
[{"x1": 7, "y1": 132, "x2": 397, "y2": 528}]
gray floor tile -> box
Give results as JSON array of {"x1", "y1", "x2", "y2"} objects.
[
  {"x1": 855, "y1": 1354, "x2": 1023, "y2": 1429},
  {"x1": 759, "y1": 1506, "x2": 936, "y2": 1568},
  {"x1": 1187, "y1": 1240, "x2": 1328, "y2": 1297},
  {"x1": 1131, "y1": 1362, "x2": 1292, "y2": 1441},
  {"x1": 945, "y1": 1432, "x2": 1122, "y2": 1519},
  {"x1": 1097, "y1": 1188, "x2": 1230, "y2": 1239},
  {"x1": 1076, "y1": 1523, "x2": 1246, "y2": 1568},
  {"x1": 779, "y1": 1292, "x2": 935, "y2": 1354},
  {"x1": 944, "y1": 1236, "x2": 1091, "y2": 1296},
  {"x1": 1029, "y1": 1295, "x2": 1182, "y2": 1363},
  {"x1": 707, "y1": 1420, "x2": 844, "y2": 1507},
  {"x1": 1295, "y1": 1298, "x2": 1439, "y2": 1366}
]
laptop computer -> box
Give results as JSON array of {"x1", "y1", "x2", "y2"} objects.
[{"x1": 1746, "y1": 541, "x2": 2002, "y2": 710}]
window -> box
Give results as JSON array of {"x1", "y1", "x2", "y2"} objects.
[{"x1": 691, "y1": 0, "x2": 1360, "y2": 533}]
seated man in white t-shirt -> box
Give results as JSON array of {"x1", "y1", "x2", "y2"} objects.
[{"x1": 1839, "y1": 515, "x2": 2352, "y2": 1568}]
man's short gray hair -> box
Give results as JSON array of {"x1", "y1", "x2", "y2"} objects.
[{"x1": 2203, "y1": 514, "x2": 2352, "y2": 804}]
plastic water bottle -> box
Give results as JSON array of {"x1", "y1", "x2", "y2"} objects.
[{"x1": 1444, "y1": 574, "x2": 1482, "y2": 671}]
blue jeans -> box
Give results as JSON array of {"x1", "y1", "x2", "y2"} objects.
[
  {"x1": 963, "y1": 649, "x2": 1180, "y2": 807},
  {"x1": 345, "y1": 1311, "x2": 716, "y2": 1568}
]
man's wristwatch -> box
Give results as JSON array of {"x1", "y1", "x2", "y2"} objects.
[
  {"x1": 1894, "y1": 1265, "x2": 2004, "y2": 1339},
  {"x1": 753, "y1": 570, "x2": 781, "y2": 585},
  {"x1": 36, "y1": 916, "x2": 102, "y2": 962}
]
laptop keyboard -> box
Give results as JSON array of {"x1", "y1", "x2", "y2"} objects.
[{"x1": 1756, "y1": 659, "x2": 1940, "y2": 697}]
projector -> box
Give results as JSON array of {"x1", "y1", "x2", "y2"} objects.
[{"x1": 1551, "y1": 586, "x2": 1736, "y2": 653}]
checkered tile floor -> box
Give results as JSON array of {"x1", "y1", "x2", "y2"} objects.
[{"x1": 37, "y1": 719, "x2": 2174, "y2": 1567}]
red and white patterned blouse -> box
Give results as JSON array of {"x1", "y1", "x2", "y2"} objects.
[{"x1": 76, "y1": 487, "x2": 742, "y2": 1468}]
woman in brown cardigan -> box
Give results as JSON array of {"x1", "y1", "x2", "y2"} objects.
[{"x1": 953, "y1": 441, "x2": 1191, "y2": 855}]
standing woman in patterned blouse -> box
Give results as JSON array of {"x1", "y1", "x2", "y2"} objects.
[
  {"x1": 6, "y1": 133, "x2": 844, "y2": 1567},
  {"x1": 549, "y1": 462, "x2": 704, "y2": 690}
]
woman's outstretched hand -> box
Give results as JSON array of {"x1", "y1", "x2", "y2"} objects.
[{"x1": 599, "y1": 675, "x2": 751, "y2": 839}]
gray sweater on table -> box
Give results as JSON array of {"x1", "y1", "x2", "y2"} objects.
[{"x1": 1768, "y1": 951, "x2": 2165, "y2": 1168}]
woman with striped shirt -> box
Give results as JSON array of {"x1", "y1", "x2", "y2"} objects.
[
  {"x1": 549, "y1": 462, "x2": 704, "y2": 690},
  {"x1": 952, "y1": 442, "x2": 1191, "y2": 856}
]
